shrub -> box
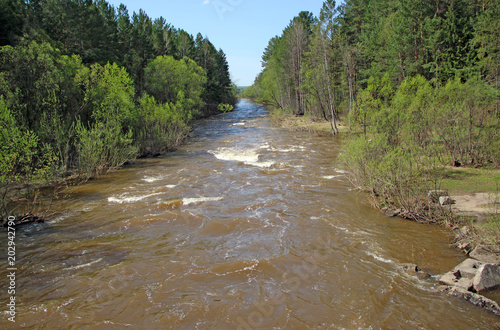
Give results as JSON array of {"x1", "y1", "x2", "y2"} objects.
[{"x1": 75, "y1": 119, "x2": 136, "y2": 181}]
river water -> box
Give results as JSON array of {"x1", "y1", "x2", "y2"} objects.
[{"x1": 1, "y1": 99, "x2": 498, "y2": 328}]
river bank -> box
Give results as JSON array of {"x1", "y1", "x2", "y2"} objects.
[
  {"x1": 1, "y1": 106, "x2": 237, "y2": 227},
  {"x1": 273, "y1": 113, "x2": 499, "y2": 245},
  {"x1": 273, "y1": 112, "x2": 500, "y2": 313}
]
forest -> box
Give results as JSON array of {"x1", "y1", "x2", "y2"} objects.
[
  {"x1": 244, "y1": 0, "x2": 500, "y2": 223},
  {"x1": 0, "y1": 0, "x2": 236, "y2": 221}
]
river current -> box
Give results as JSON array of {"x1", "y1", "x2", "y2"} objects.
[{"x1": 1, "y1": 99, "x2": 498, "y2": 328}]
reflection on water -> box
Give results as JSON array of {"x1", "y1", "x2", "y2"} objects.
[{"x1": 1, "y1": 100, "x2": 498, "y2": 328}]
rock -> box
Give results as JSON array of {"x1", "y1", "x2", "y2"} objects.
[
  {"x1": 416, "y1": 271, "x2": 432, "y2": 280},
  {"x1": 470, "y1": 245, "x2": 500, "y2": 265},
  {"x1": 454, "y1": 226, "x2": 469, "y2": 239},
  {"x1": 428, "y1": 190, "x2": 449, "y2": 203},
  {"x1": 456, "y1": 241, "x2": 473, "y2": 253},
  {"x1": 2, "y1": 213, "x2": 44, "y2": 227},
  {"x1": 400, "y1": 263, "x2": 431, "y2": 279},
  {"x1": 439, "y1": 272, "x2": 473, "y2": 290},
  {"x1": 473, "y1": 263, "x2": 500, "y2": 292},
  {"x1": 441, "y1": 286, "x2": 500, "y2": 316},
  {"x1": 381, "y1": 207, "x2": 400, "y2": 217},
  {"x1": 439, "y1": 258, "x2": 482, "y2": 290},
  {"x1": 401, "y1": 263, "x2": 420, "y2": 275},
  {"x1": 439, "y1": 195, "x2": 456, "y2": 206},
  {"x1": 459, "y1": 225, "x2": 469, "y2": 236},
  {"x1": 457, "y1": 259, "x2": 482, "y2": 279}
]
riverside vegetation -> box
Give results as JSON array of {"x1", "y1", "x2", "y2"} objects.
[
  {"x1": 0, "y1": 0, "x2": 236, "y2": 223},
  {"x1": 244, "y1": 1, "x2": 500, "y2": 248}
]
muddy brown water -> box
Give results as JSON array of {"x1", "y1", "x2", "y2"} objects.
[{"x1": 1, "y1": 99, "x2": 499, "y2": 328}]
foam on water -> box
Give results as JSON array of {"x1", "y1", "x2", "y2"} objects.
[
  {"x1": 142, "y1": 175, "x2": 163, "y2": 183},
  {"x1": 182, "y1": 196, "x2": 224, "y2": 205},
  {"x1": 108, "y1": 192, "x2": 163, "y2": 204},
  {"x1": 63, "y1": 258, "x2": 103, "y2": 271},
  {"x1": 366, "y1": 251, "x2": 393, "y2": 264},
  {"x1": 209, "y1": 147, "x2": 275, "y2": 168},
  {"x1": 322, "y1": 175, "x2": 343, "y2": 179}
]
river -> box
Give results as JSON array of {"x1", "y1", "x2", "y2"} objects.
[{"x1": 1, "y1": 99, "x2": 498, "y2": 328}]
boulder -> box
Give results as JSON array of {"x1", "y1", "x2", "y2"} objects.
[
  {"x1": 428, "y1": 190, "x2": 449, "y2": 203},
  {"x1": 439, "y1": 258, "x2": 482, "y2": 290},
  {"x1": 473, "y1": 263, "x2": 500, "y2": 292},
  {"x1": 469, "y1": 245, "x2": 500, "y2": 265},
  {"x1": 439, "y1": 195, "x2": 456, "y2": 206},
  {"x1": 439, "y1": 271, "x2": 473, "y2": 290}
]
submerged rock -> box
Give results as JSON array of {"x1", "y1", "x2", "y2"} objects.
[
  {"x1": 400, "y1": 263, "x2": 431, "y2": 279},
  {"x1": 439, "y1": 286, "x2": 500, "y2": 317},
  {"x1": 2, "y1": 213, "x2": 44, "y2": 227},
  {"x1": 401, "y1": 263, "x2": 420, "y2": 274},
  {"x1": 381, "y1": 207, "x2": 401, "y2": 217}
]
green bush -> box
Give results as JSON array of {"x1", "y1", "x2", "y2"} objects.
[
  {"x1": 135, "y1": 94, "x2": 190, "y2": 155},
  {"x1": 218, "y1": 103, "x2": 234, "y2": 113},
  {"x1": 75, "y1": 119, "x2": 136, "y2": 180}
]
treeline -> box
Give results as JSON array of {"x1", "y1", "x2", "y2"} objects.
[
  {"x1": 0, "y1": 0, "x2": 236, "y2": 219},
  {"x1": 245, "y1": 0, "x2": 499, "y2": 221}
]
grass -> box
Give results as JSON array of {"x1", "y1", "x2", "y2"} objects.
[
  {"x1": 436, "y1": 166, "x2": 500, "y2": 250},
  {"x1": 468, "y1": 214, "x2": 500, "y2": 246},
  {"x1": 435, "y1": 166, "x2": 500, "y2": 195},
  {"x1": 271, "y1": 112, "x2": 348, "y2": 136}
]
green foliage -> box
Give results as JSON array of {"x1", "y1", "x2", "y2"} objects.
[
  {"x1": 0, "y1": 0, "x2": 23, "y2": 46},
  {"x1": 0, "y1": 0, "x2": 236, "y2": 219},
  {"x1": 135, "y1": 94, "x2": 191, "y2": 155},
  {"x1": 0, "y1": 97, "x2": 26, "y2": 191},
  {"x1": 433, "y1": 77, "x2": 500, "y2": 165},
  {"x1": 80, "y1": 62, "x2": 136, "y2": 127},
  {"x1": 75, "y1": 119, "x2": 136, "y2": 181},
  {"x1": 474, "y1": 0, "x2": 500, "y2": 84},
  {"x1": 0, "y1": 97, "x2": 57, "y2": 219},
  {"x1": 145, "y1": 55, "x2": 206, "y2": 112},
  {"x1": 340, "y1": 135, "x2": 430, "y2": 214},
  {"x1": 218, "y1": 103, "x2": 234, "y2": 113},
  {"x1": 342, "y1": 73, "x2": 499, "y2": 219},
  {"x1": 0, "y1": 41, "x2": 62, "y2": 131}
]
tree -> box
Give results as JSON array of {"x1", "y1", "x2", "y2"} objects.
[
  {"x1": 74, "y1": 62, "x2": 137, "y2": 179},
  {"x1": 474, "y1": 0, "x2": 500, "y2": 88},
  {"x1": 0, "y1": 0, "x2": 23, "y2": 46},
  {"x1": 144, "y1": 55, "x2": 206, "y2": 113}
]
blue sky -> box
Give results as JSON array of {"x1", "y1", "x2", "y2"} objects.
[{"x1": 106, "y1": 0, "x2": 331, "y2": 86}]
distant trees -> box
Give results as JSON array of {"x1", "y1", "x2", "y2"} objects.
[
  {"x1": 246, "y1": 0, "x2": 499, "y2": 120},
  {"x1": 0, "y1": 0, "x2": 236, "y2": 221},
  {"x1": 246, "y1": 0, "x2": 500, "y2": 220}
]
